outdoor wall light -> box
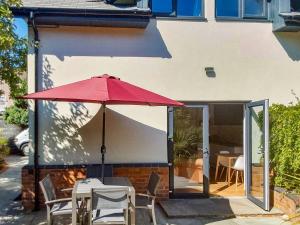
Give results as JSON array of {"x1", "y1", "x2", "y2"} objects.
[{"x1": 205, "y1": 67, "x2": 216, "y2": 77}]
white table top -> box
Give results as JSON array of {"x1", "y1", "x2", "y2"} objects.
[{"x1": 73, "y1": 177, "x2": 135, "y2": 204}]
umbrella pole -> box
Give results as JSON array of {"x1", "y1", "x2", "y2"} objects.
[{"x1": 101, "y1": 104, "x2": 106, "y2": 182}]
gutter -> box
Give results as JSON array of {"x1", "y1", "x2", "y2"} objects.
[
  {"x1": 28, "y1": 11, "x2": 40, "y2": 211},
  {"x1": 12, "y1": 7, "x2": 151, "y2": 28}
]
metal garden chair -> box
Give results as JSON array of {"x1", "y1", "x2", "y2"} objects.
[
  {"x1": 135, "y1": 172, "x2": 160, "y2": 225},
  {"x1": 90, "y1": 187, "x2": 130, "y2": 225},
  {"x1": 39, "y1": 174, "x2": 80, "y2": 225}
]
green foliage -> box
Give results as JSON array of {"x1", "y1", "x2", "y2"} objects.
[
  {"x1": 174, "y1": 127, "x2": 201, "y2": 160},
  {"x1": 173, "y1": 108, "x2": 202, "y2": 164},
  {"x1": 4, "y1": 103, "x2": 28, "y2": 126},
  {"x1": 0, "y1": 0, "x2": 28, "y2": 126},
  {"x1": 0, "y1": 0, "x2": 27, "y2": 95},
  {"x1": 0, "y1": 136, "x2": 9, "y2": 156},
  {"x1": 269, "y1": 103, "x2": 300, "y2": 193},
  {"x1": 3, "y1": 79, "x2": 28, "y2": 126}
]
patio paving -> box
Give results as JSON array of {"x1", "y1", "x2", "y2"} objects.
[
  {"x1": 159, "y1": 198, "x2": 283, "y2": 218},
  {"x1": 0, "y1": 202, "x2": 291, "y2": 225},
  {"x1": 0, "y1": 155, "x2": 290, "y2": 225}
]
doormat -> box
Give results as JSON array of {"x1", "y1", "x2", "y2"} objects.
[{"x1": 159, "y1": 198, "x2": 283, "y2": 218}]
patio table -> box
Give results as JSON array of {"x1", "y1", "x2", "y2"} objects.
[{"x1": 72, "y1": 177, "x2": 135, "y2": 225}]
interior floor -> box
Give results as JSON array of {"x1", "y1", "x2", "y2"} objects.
[
  {"x1": 209, "y1": 103, "x2": 245, "y2": 197},
  {"x1": 209, "y1": 169, "x2": 244, "y2": 197}
]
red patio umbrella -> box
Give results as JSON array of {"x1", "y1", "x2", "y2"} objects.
[{"x1": 23, "y1": 74, "x2": 183, "y2": 180}]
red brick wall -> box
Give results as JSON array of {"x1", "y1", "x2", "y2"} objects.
[
  {"x1": 22, "y1": 165, "x2": 169, "y2": 211},
  {"x1": 271, "y1": 189, "x2": 300, "y2": 215},
  {"x1": 113, "y1": 167, "x2": 169, "y2": 198},
  {"x1": 22, "y1": 167, "x2": 86, "y2": 210}
]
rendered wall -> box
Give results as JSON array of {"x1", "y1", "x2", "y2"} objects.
[{"x1": 27, "y1": 0, "x2": 300, "y2": 165}]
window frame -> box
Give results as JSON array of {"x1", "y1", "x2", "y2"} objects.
[
  {"x1": 151, "y1": 0, "x2": 206, "y2": 20},
  {"x1": 215, "y1": 0, "x2": 269, "y2": 20}
]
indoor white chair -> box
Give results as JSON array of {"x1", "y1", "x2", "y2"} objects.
[{"x1": 230, "y1": 155, "x2": 244, "y2": 189}]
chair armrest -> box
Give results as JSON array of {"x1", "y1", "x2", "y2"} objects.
[
  {"x1": 61, "y1": 188, "x2": 73, "y2": 192},
  {"x1": 136, "y1": 193, "x2": 155, "y2": 198},
  {"x1": 45, "y1": 198, "x2": 72, "y2": 205}
]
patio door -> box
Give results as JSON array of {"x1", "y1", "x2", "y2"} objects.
[
  {"x1": 168, "y1": 105, "x2": 210, "y2": 197},
  {"x1": 245, "y1": 100, "x2": 270, "y2": 211}
]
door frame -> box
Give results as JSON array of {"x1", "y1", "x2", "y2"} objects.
[
  {"x1": 167, "y1": 104, "x2": 210, "y2": 198},
  {"x1": 245, "y1": 99, "x2": 270, "y2": 211}
]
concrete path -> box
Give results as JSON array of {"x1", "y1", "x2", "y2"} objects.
[{"x1": 0, "y1": 155, "x2": 28, "y2": 216}]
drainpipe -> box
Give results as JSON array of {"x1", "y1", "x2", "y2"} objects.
[{"x1": 29, "y1": 11, "x2": 40, "y2": 211}]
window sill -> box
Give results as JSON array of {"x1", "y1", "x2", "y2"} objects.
[
  {"x1": 154, "y1": 16, "x2": 207, "y2": 22},
  {"x1": 215, "y1": 17, "x2": 271, "y2": 23}
]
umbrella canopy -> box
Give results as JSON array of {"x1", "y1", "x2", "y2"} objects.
[
  {"x1": 23, "y1": 74, "x2": 183, "y2": 106},
  {"x1": 23, "y1": 74, "x2": 183, "y2": 181}
]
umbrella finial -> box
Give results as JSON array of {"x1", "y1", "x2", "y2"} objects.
[{"x1": 92, "y1": 74, "x2": 120, "y2": 80}]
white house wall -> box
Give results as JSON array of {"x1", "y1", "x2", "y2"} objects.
[{"x1": 27, "y1": 2, "x2": 300, "y2": 165}]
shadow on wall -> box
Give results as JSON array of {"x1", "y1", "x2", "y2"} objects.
[
  {"x1": 40, "y1": 20, "x2": 172, "y2": 59},
  {"x1": 79, "y1": 108, "x2": 167, "y2": 163},
  {"x1": 34, "y1": 58, "x2": 167, "y2": 164},
  {"x1": 37, "y1": 57, "x2": 93, "y2": 164},
  {"x1": 274, "y1": 32, "x2": 300, "y2": 61}
]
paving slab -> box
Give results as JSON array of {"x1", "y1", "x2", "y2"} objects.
[{"x1": 159, "y1": 197, "x2": 283, "y2": 218}]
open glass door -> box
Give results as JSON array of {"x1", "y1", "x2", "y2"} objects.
[
  {"x1": 168, "y1": 105, "x2": 209, "y2": 197},
  {"x1": 245, "y1": 100, "x2": 270, "y2": 211}
]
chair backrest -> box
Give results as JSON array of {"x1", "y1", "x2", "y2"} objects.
[
  {"x1": 91, "y1": 187, "x2": 129, "y2": 210},
  {"x1": 147, "y1": 172, "x2": 160, "y2": 196},
  {"x1": 233, "y1": 155, "x2": 244, "y2": 171},
  {"x1": 39, "y1": 174, "x2": 57, "y2": 202}
]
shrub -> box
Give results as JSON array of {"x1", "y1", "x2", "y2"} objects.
[
  {"x1": 269, "y1": 103, "x2": 300, "y2": 193},
  {"x1": 4, "y1": 104, "x2": 28, "y2": 127},
  {"x1": 0, "y1": 137, "x2": 9, "y2": 157}
]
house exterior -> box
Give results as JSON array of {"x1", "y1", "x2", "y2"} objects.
[{"x1": 12, "y1": 0, "x2": 300, "y2": 211}]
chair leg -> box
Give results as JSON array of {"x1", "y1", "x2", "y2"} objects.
[
  {"x1": 150, "y1": 199, "x2": 157, "y2": 225},
  {"x1": 235, "y1": 171, "x2": 239, "y2": 190},
  {"x1": 151, "y1": 207, "x2": 157, "y2": 225},
  {"x1": 219, "y1": 167, "x2": 225, "y2": 180},
  {"x1": 46, "y1": 208, "x2": 52, "y2": 225},
  {"x1": 240, "y1": 171, "x2": 244, "y2": 183},
  {"x1": 230, "y1": 169, "x2": 235, "y2": 181}
]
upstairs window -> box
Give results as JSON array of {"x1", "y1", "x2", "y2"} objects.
[
  {"x1": 291, "y1": 0, "x2": 300, "y2": 12},
  {"x1": 152, "y1": 0, "x2": 204, "y2": 18},
  {"x1": 216, "y1": 0, "x2": 268, "y2": 19}
]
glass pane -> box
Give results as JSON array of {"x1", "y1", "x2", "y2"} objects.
[
  {"x1": 173, "y1": 107, "x2": 203, "y2": 194},
  {"x1": 249, "y1": 106, "x2": 264, "y2": 202},
  {"x1": 244, "y1": 0, "x2": 264, "y2": 17},
  {"x1": 216, "y1": 0, "x2": 239, "y2": 17},
  {"x1": 177, "y1": 0, "x2": 202, "y2": 17},
  {"x1": 152, "y1": 0, "x2": 173, "y2": 14},
  {"x1": 291, "y1": 0, "x2": 300, "y2": 12}
]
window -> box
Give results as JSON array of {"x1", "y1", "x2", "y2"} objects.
[
  {"x1": 216, "y1": 0, "x2": 268, "y2": 19},
  {"x1": 151, "y1": 0, "x2": 203, "y2": 18},
  {"x1": 291, "y1": 0, "x2": 300, "y2": 12}
]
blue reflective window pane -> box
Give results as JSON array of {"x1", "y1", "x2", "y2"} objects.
[
  {"x1": 244, "y1": 0, "x2": 264, "y2": 16},
  {"x1": 177, "y1": 0, "x2": 202, "y2": 17},
  {"x1": 152, "y1": 0, "x2": 173, "y2": 13},
  {"x1": 216, "y1": 0, "x2": 239, "y2": 17},
  {"x1": 291, "y1": 0, "x2": 300, "y2": 12}
]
